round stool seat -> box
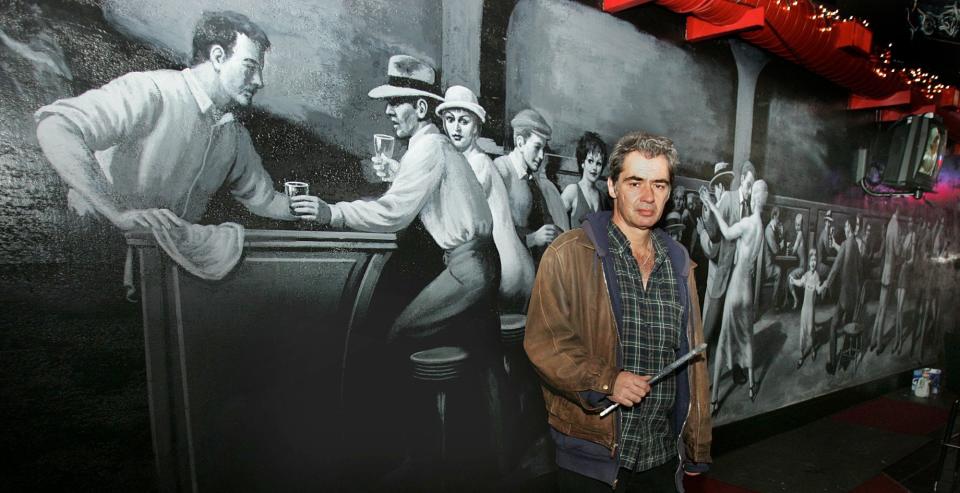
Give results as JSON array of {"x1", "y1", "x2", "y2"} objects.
[
  {"x1": 500, "y1": 313, "x2": 527, "y2": 345},
  {"x1": 410, "y1": 346, "x2": 469, "y2": 381}
]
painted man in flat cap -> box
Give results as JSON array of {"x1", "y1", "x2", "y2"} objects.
[{"x1": 493, "y1": 109, "x2": 570, "y2": 265}]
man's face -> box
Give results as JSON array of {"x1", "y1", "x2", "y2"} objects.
[
  {"x1": 845, "y1": 220, "x2": 853, "y2": 238},
  {"x1": 385, "y1": 98, "x2": 423, "y2": 139},
  {"x1": 795, "y1": 214, "x2": 803, "y2": 231},
  {"x1": 672, "y1": 189, "x2": 685, "y2": 211},
  {"x1": 216, "y1": 33, "x2": 265, "y2": 108},
  {"x1": 442, "y1": 109, "x2": 479, "y2": 152},
  {"x1": 712, "y1": 182, "x2": 725, "y2": 202},
  {"x1": 686, "y1": 195, "x2": 697, "y2": 211},
  {"x1": 581, "y1": 150, "x2": 604, "y2": 183},
  {"x1": 607, "y1": 151, "x2": 671, "y2": 232},
  {"x1": 740, "y1": 170, "x2": 755, "y2": 200},
  {"x1": 516, "y1": 133, "x2": 547, "y2": 172}
]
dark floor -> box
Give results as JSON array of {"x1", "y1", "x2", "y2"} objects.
[
  {"x1": 2, "y1": 263, "x2": 959, "y2": 492},
  {"x1": 685, "y1": 386, "x2": 959, "y2": 493}
]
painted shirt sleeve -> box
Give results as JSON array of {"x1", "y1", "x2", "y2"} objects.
[
  {"x1": 330, "y1": 136, "x2": 444, "y2": 232},
  {"x1": 35, "y1": 71, "x2": 162, "y2": 152},
  {"x1": 226, "y1": 128, "x2": 280, "y2": 212}
]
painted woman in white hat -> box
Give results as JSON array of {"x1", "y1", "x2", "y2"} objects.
[
  {"x1": 561, "y1": 132, "x2": 607, "y2": 227},
  {"x1": 437, "y1": 86, "x2": 535, "y2": 311}
]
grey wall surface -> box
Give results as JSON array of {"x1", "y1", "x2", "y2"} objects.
[{"x1": 506, "y1": 0, "x2": 736, "y2": 176}]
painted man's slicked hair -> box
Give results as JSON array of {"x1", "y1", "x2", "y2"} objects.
[
  {"x1": 192, "y1": 11, "x2": 271, "y2": 64},
  {"x1": 608, "y1": 131, "x2": 679, "y2": 184}
]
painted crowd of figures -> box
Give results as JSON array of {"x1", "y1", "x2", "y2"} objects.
[{"x1": 669, "y1": 158, "x2": 955, "y2": 413}]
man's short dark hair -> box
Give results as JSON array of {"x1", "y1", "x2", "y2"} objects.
[
  {"x1": 576, "y1": 132, "x2": 607, "y2": 171},
  {"x1": 608, "y1": 131, "x2": 679, "y2": 184},
  {"x1": 192, "y1": 11, "x2": 271, "y2": 64}
]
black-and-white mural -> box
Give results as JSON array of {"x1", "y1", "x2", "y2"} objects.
[{"x1": 2, "y1": 0, "x2": 958, "y2": 490}]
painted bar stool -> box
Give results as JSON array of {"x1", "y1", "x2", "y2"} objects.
[
  {"x1": 410, "y1": 346, "x2": 470, "y2": 465},
  {"x1": 499, "y1": 313, "x2": 527, "y2": 374}
]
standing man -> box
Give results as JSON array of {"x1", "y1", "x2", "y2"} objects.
[
  {"x1": 696, "y1": 163, "x2": 732, "y2": 318},
  {"x1": 525, "y1": 132, "x2": 711, "y2": 492},
  {"x1": 785, "y1": 213, "x2": 807, "y2": 310},
  {"x1": 311, "y1": 54, "x2": 497, "y2": 347},
  {"x1": 671, "y1": 185, "x2": 694, "y2": 250},
  {"x1": 872, "y1": 206, "x2": 900, "y2": 353},
  {"x1": 683, "y1": 191, "x2": 700, "y2": 254},
  {"x1": 494, "y1": 109, "x2": 570, "y2": 265},
  {"x1": 702, "y1": 161, "x2": 756, "y2": 384},
  {"x1": 763, "y1": 207, "x2": 785, "y2": 310},
  {"x1": 35, "y1": 11, "x2": 319, "y2": 230},
  {"x1": 819, "y1": 218, "x2": 862, "y2": 374},
  {"x1": 816, "y1": 211, "x2": 838, "y2": 278}
]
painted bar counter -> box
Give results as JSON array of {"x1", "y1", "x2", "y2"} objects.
[{"x1": 126, "y1": 230, "x2": 397, "y2": 492}]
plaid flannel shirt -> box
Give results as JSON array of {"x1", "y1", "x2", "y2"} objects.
[{"x1": 607, "y1": 222, "x2": 683, "y2": 472}]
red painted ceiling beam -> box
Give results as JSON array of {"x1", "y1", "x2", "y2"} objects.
[
  {"x1": 878, "y1": 104, "x2": 937, "y2": 122},
  {"x1": 940, "y1": 87, "x2": 959, "y2": 110},
  {"x1": 832, "y1": 20, "x2": 872, "y2": 57},
  {"x1": 603, "y1": 0, "x2": 655, "y2": 13},
  {"x1": 847, "y1": 90, "x2": 911, "y2": 110},
  {"x1": 686, "y1": 7, "x2": 764, "y2": 42}
]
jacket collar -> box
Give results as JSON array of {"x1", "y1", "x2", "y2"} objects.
[
  {"x1": 582, "y1": 211, "x2": 613, "y2": 257},
  {"x1": 582, "y1": 210, "x2": 691, "y2": 276}
]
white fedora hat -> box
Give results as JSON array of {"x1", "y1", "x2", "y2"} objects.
[
  {"x1": 368, "y1": 55, "x2": 443, "y2": 101},
  {"x1": 435, "y1": 85, "x2": 486, "y2": 123}
]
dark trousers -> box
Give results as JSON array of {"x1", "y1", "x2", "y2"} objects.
[{"x1": 557, "y1": 458, "x2": 679, "y2": 493}]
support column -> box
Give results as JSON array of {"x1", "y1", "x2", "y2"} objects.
[
  {"x1": 730, "y1": 39, "x2": 770, "y2": 181},
  {"x1": 441, "y1": 0, "x2": 484, "y2": 91}
]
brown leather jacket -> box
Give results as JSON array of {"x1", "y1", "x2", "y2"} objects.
[{"x1": 524, "y1": 221, "x2": 712, "y2": 475}]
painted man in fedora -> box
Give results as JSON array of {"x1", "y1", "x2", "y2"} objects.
[
  {"x1": 494, "y1": 109, "x2": 570, "y2": 266},
  {"x1": 311, "y1": 55, "x2": 499, "y2": 351},
  {"x1": 701, "y1": 159, "x2": 756, "y2": 389}
]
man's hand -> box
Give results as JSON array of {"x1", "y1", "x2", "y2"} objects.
[
  {"x1": 527, "y1": 224, "x2": 561, "y2": 248},
  {"x1": 290, "y1": 195, "x2": 330, "y2": 224},
  {"x1": 698, "y1": 186, "x2": 713, "y2": 208},
  {"x1": 112, "y1": 208, "x2": 183, "y2": 230},
  {"x1": 371, "y1": 155, "x2": 400, "y2": 182},
  {"x1": 609, "y1": 371, "x2": 651, "y2": 408}
]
